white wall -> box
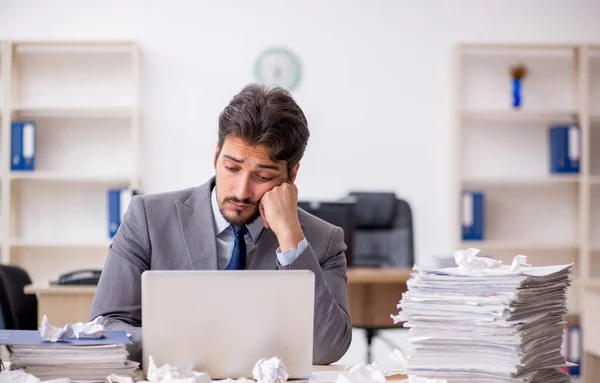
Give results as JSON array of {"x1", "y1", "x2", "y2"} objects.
[{"x1": 1, "y1": 0, "x2": 599, "y2": 267}]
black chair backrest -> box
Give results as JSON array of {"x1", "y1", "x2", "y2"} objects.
[
  {"x1": 298, "y1": 201, "x2": 356, "y2": 266},
  {"x1": 0, "y1": 265, "x2": 38, "y2": 330},
  {"x1": 348, "y1": 192, "x2": 414, "y2": 268}
]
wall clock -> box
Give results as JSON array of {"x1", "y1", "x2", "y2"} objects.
[{"x1": 254, "y1": 47, "x2": 302, "y2": 91}]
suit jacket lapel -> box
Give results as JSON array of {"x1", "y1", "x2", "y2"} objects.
[{"x1": 175, "y1": 178, "x2": 218, "y2": 270}]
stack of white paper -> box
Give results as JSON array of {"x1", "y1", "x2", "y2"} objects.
[
  {"x1": 0, "y1": 327, "x2": 138, "y2": 383},
  {"x1": 9, "y1": 343, "x2": 139, "y2": 382},
  {"x1": 392, "y1": 248, "x2": 574, "y2": 383}
]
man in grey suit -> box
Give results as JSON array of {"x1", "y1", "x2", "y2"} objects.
[{"x1": 89, "y1": 83, "x2": 352, "y2": 366}]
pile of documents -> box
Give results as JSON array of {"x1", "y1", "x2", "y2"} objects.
[
  {"x1": 0, "y1": 328, "x2": 138, "y2": 382},
  {"x1": 392, "y1": 248, "x2": 574, "y2": 383}
]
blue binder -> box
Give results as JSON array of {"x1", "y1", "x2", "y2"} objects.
[
  {"x1": 550, "y1": 124, "x2": 580, "y2": 174},
  {"x1": 0, "y1": 329, "x2": 131, "y2": 345},
  {"x1": 567, "y1": 324, "x2": 581, "y2": 376},
  {"x1": 461, "y1": 191, "x2": 484, "y2": 241},
  {"x1": 108, "y1": 188, "x2": 136, "y2": 238},
  {"x1": 11, "y1": 121, "x2": 36, "y2": 171}
]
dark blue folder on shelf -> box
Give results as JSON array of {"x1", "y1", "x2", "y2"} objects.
[
  {"x1": 549, "y1": 124, "x2": 580, "y2": 174},
  {"x1": 108, "y1": 188, "x2": 136, "y2": 238},
  {"x1": 0, "y1": 329, "x2": 131, "y2": 345},
  {"x1": 461, "y1": 190, "x2": 485, "y2": 241},
  {"x1": 11, "y1": 120, "x2": 36, "y2": 171},
  {"x1": 566, "y1": 324, "x2": 582, "y2": 377}
]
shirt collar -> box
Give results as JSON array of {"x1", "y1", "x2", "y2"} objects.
[{"x1": 211, "y1": 186, "x2": 264, "y2": 244}]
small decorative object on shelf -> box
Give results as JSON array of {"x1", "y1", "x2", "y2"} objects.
[{"x1": 510, "y1": 63, "x2": 529, "y2": 109}]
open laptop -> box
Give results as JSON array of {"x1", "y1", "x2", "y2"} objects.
[{"x1": 141, "y1": 270, "x2": 315, "y2": 380}]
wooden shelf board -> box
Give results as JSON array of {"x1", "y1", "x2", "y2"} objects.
[
  {"x1": 457, "y1": 42, "x2": 579, "y2": 51},
  {"x1": 10, "y1": 171, "x2": 130, "y2": 184},
  {"x1": 13, "y1": 41, "x2": 136, "y2": 54},
  {"x1": 14, "y1": 106, "x2": 132, "y2": 118},
  {"x1": 11, "y1": 239, "x2": 111, "y2": 249},
  {"x1": 461, "y1": 109, "x2": 577, "y2": 120},
  {"x1": 462, "y1": 175, "x2": 579, "y2": 187},
  {"x1": 460, "y1": 241, "x2": 577, "y2": 251}
]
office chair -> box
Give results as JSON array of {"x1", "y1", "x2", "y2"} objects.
[
  {"x1": 346, "y1": 191, "x2": 414, "y2": 362},
  {"x1": 0, "y1": 265, "x2": 38, "y2": 330}
]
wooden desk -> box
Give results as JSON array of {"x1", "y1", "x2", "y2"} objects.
[
  {"x1": 24, "y1": 267, "x2": 412, "y2": 329},
  {"x1": 0, "y1": 363, "x2": 406, "y2": 383},
  {"x1": 346, "y1": 267, "x2": 411, "y2": 328},
  {"x1": 24, "y1": 285, "x2": 96, "y2": 326}
]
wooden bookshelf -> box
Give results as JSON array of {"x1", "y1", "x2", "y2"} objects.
[
  {"x1": 453, "y1": 42, "x2": 600, "y2": 383},
  {"x1": 0, "y1": 40, "x2": 140, "y2": 284}
]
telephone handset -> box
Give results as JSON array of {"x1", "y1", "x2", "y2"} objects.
[{"x1": 50, "y1": 269, "x2": 102, "y2": 286}]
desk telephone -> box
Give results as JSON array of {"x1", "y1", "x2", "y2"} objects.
[{"x1": 50, "y1": 269, "x2": 102, "y2": 286}]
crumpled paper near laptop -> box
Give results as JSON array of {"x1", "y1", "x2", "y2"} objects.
[
  {"x1": 28, "y1": 315, "x2": 449, "y2": 383},
  {"x1": 143, "y1": 355, "x2": 288, "y2": 383},
  {"x1": 39, "y1": 315, "x2": 106, "y2": 342}
]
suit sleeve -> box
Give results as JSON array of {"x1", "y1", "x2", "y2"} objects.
[
  {"x1": 278, "y1": 227, "x2": 352, "y2": 364},
  {"x1": 89, "y1": 195, "x2": 150, "y2": 364}
]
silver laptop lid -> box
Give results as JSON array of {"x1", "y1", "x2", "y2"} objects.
[{"x1": 141, "y1": 270, "x2": 315, "y2": 379}]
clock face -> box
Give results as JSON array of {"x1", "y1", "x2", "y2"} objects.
[{"x1": 254, "y1": 47, "x2": 301, "y2": 91}]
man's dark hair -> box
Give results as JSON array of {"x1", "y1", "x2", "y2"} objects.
[{"x1": 217, "y1": 83, "x2": 310, "y2": 176}]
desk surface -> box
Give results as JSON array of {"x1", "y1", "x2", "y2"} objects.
[
  {"x1": 347, "y1": 267, "x2": 412, "y2": 284},
  {"x1": 24, "y1": 267, "x2": 412, "y2": 294},
  {"x1": 24, "y1": 284, "x2": 96, "y2": 294},
  {"x1": 0, "y1": 363, "x2": 408, "y2": 383},
  {"x1": 312, "y1": 365, "x2": 406, "y2": 382}
]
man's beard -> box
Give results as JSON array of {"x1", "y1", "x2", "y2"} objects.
[{"x1": 218, "y1": 196, "x2": 261, "y2": 226}]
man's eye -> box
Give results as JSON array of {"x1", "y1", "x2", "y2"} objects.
[
  {"x1": 257, "y1": 175, "x2": 273, "y2": 181},
  {"x1": 225, "y1": 166, "x2": 239, "y2": 172}
]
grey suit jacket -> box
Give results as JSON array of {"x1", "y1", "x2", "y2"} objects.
[{"x1": 89, "y1": 177, "x2": 352, "y2": 365}]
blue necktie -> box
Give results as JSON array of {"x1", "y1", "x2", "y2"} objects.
[{"x1": 225, "y1": 225, "x2": 248, "y2": 270}]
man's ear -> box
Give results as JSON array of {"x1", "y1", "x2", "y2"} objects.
[{"x1": 290, "y1": 163, "x2": 300, "y2": 183}]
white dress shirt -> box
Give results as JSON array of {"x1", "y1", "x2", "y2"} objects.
[{"x1": 210, "y1": 187, "x2": 308, "y2": 269}]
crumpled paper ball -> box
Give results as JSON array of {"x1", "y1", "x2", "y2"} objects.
[
  {"x1": 252, "y1": 357, "x2": 289, "y2": 383},
  {"x1": 454, "y1": 248, "x2": 501, "y2": 272},
  {"x1": 146, "y1": 355, "x2": 211, "y2": 383},
  {"x1": 0, "y1": 370, "x2": 40, "y2": 383},
  {"x1": 71, "y1": 316, "x2": 106, "y2": 339},
  {"x1": 39, "y1": 315, "x2": 73, "y2": 342},
  {"x1": 334, "y1": 362, "x2": 386, "y2": 383},
  {"x1": 106, "y1": 374, "x2": 133, "y2": 383},
  {"x1": 39, "y1": 315, "x2": 106, "y2": 342}
]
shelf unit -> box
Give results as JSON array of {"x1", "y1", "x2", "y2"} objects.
[
  {"x1": 0, "y1": 40, "x2": 140, "y2": 285},
  {"x1": 452, "y1": 43, "x2": 600, "y2": 383}
]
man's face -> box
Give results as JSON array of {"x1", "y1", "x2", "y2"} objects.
[{"x1": 214, "y1": 136, "x2": 297, "y2": 226}]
